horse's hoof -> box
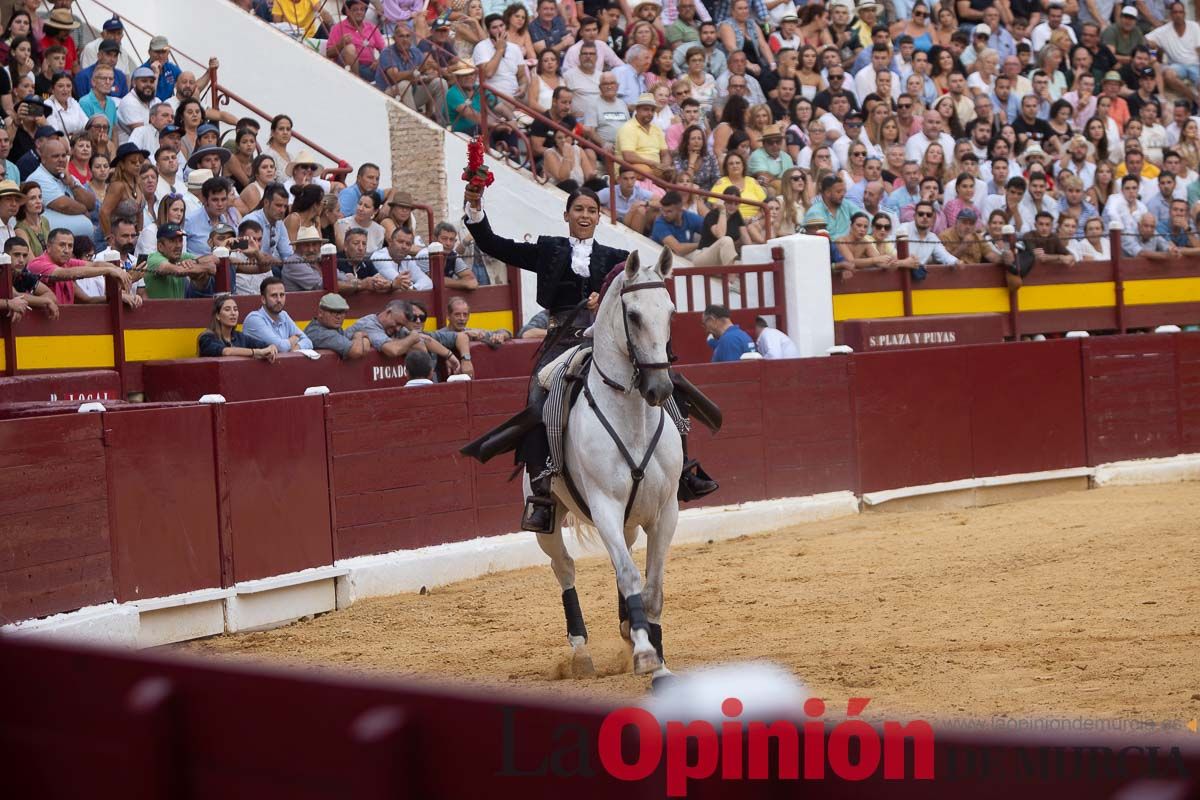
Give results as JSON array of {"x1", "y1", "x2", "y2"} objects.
[
  {"x1": 571, "y1": 647, "x2": 596, "y2": 678},
  {"x1": 619, "y1": 620, "x2": 631, "y2": 641},
  {"x1": 633, "y1": 649, "x2": 661, "y2": 675}
]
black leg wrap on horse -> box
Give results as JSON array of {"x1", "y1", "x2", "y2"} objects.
[
  {"x1": 617, "y1": 588, "x2": 629, "y2": 622},
  {"x1": 624, "y1": 592, "x2": 649, "y2": 634},
  {"x1": 647, "y1": 622, "x2": 664, "y2": 662},
  {"x1": 562, "y1": 587, "x2": 587, "y2": 641}
]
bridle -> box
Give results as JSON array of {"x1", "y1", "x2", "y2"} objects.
[{"x1": 593, "y1": 278, "x2": 673, "y2": 394}]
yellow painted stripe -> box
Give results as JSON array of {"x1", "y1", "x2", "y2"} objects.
[
  {"x1": 833, "y1": 291, "x2": 905, "y2": 321},
  {"x1": 124, "y1": 327, "x2": 206, "y2": 361},
  {"x1": 1125, "y1": 277, "x2": 1200, "y2": 306},
  {"x1": 15, "y1": 335, "x2": 114, "y2": 369},
  {"x1": 0, "y1": 342, "x2": 5, "y2": 370},
  {"x1": 1019, "y1": 282, "x2": 1116, "y2": 311},
  {"x1": 912, "y1": 288, "x2": 1011, "y2": 316}
]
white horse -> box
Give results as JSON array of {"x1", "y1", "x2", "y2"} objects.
[{"x1": 535, "y1": 248, "x2": 683, "y2": 683}]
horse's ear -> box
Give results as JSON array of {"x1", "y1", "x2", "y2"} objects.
[
  {"x1": 623, "y1": 250, "x2": 640, "y2": 280},
  {"x1": 656, "y1": 246, "x2": 673, "y2": 280}
]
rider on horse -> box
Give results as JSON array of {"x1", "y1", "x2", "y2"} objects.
[{"x1": 459, "y1": 185, "x2": 721, "y2": 533}]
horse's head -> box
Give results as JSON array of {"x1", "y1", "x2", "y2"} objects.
[{"x1": 600, "y1": 248, "x2": 676, "y2": 406}]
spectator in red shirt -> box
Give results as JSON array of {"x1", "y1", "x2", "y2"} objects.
[
  {"x1": 39, "y1": 9, "x2": 79, "y2": 74},
  {"x1": 27, "y1": 227, "x2": 133, "y2": 306},
  {"x1": 326, "y1": 0, "x2": 387, "y2": 81}
]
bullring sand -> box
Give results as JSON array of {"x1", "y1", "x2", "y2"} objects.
[{"x1": 178, "y1": 483, "x2": 1200, "y2": 725}]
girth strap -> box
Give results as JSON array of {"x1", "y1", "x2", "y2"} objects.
[{"x1": 583, "y1": 380, "x2": 667, "y2": 524}]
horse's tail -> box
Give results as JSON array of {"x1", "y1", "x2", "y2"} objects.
[{"x1": 562, "y1": 511, "x2": 604, "y2": 552}]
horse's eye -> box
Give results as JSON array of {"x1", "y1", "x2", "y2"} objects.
[{"x1": 628, "y1": 311, "x2": 642, "y2": 326}]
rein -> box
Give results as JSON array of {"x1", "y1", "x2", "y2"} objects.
[
  {"x1": 569, "y1": 274, "x2": 672, "y2": 523},
  {"x1": 592, "y1": 279, "x2": 673, "y2": 393}
]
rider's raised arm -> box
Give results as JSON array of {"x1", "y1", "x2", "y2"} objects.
[{"x1": 462, "y1": 205, "x2": 544, "y2": 274}]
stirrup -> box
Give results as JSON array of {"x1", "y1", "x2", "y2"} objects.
[
  {"x1": 678, "y1": 459, "x2": 718, "y2": 502},
  {"x1": 522, "y1": 495, "x2": 556, "y2": 533}
]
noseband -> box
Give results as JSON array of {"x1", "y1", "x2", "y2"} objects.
[{"x1": 594, "y1": 279, "x2": 673, "y2": 393}]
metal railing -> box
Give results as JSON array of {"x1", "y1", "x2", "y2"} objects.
[{"x1": 478, "y1": 73, "x2": 773, "y2": 241}]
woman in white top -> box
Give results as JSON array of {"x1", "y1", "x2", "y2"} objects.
[
  {"x1": 542, "y1": 128, "x2": 599, "y2": 190},
  {"x1": 46, "y1": 72, "x2": 87, "y2": 135},
  {"x1": 525, "y1": 49, "x2": 561, "y2": 114},
  {"x1": 1073, "y1": 217, "x2": 1110, "y2": 261},
  {"x1": 335, "y1": 192, "x2": 386, "y2": 254}
]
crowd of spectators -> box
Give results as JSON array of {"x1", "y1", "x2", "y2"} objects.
[
  {"x1": 8, "y1": 0, "x2": 1200, "y2": 353},
  {"x1": 1, "y1": 5, "x2": 502, "y2": 368},
  {"x1": 235, "y1": 0, "x2": 1200, "y2": 278}
]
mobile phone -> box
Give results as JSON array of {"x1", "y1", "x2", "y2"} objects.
[{"x1": 228, "y1": 239, "x2": 248, "y2": 251}]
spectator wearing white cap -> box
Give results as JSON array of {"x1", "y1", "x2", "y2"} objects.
[
  {"x1": 142, "y1": 35, "x2": 182, "y2": 101},
  {"x1": 79, "y1": 16, "x2": 140, "y2": 79},
  {"x1": 116, "y1": 66, "x2": 158, "y2": 145}
]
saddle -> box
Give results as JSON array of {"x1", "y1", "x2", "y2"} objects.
[{"x1": 459, "y1": 350, "x2": 723, "y2": 465}]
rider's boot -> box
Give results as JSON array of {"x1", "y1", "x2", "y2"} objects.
[
  {"x1": 678, "y1": 434, "x2": 718, "y2": 501},
  {"x1": 522, "y1": 470, "x2": 556, "y2": 533}
]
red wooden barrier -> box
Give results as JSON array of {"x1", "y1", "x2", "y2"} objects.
[
  {"x1": 760, "y1": 356, "x2": 858, "y2": 498},
  {"x1": 0, "y1": 413, "x2": 113, "y2": 622},
  {"x1": 680, "y1": 361, "x2": 769, "y2": 506},
  {"x1": 966, "y1": 339, "x2": 1088, "y2": 478},
  {"x1": 103, "y1": 405, "x2": 222, "y2": 602},
  {"x1": 0, "y1": 371, "x2": 120, "y2": 403},
  {"x1": 5, "y1": 336, "x2": 1200, "y2": 626},
  {"x1": 1082, "y1": 335, "x2": 1181, "y2": 465},
  {"x1": 220, "y1": 397, "x2": 334, "y2": 582},
  {"x1": 467, "y1": 376, "x2": 528, "y2": 537},
  {"x1": 3, "y1": 635, "x2": 1198, "y2": 798},
  {"x1": 328, "y1": 384, "x2": 476, "y2": 557},
  {"x1": 1179, "y1": 333, "x2": 1200, "y2": 453},
  {"x1": 853, "y1": 347, "x2": 975, "y2": 494}
]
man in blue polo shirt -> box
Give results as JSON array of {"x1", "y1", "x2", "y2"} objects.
[
  {"x1": 651, "y1": 190, "x2": 737, "y2": 266},
  {"x1": 702, "y1": 303, "x2": 756, "y2": 362},
  {"x1": 75, "y1": 40, "x2": 128, "y2": 99}
]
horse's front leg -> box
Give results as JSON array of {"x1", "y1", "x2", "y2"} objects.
[
  {"x1": 536, "y1": 505, "x2": 595, "y2": 677},
  {"x1": 592, "y1": 503, "x2": 660, "y2": 675},
  {"x1": 643, "y1": 499, "x2": 678, "y2": 684}
]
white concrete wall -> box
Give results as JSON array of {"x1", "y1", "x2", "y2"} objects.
[{"x1": 81, "y1": 0, "x2": 395, "y2": 179}]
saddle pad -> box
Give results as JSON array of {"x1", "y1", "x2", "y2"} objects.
[{"x1": 537, "y1": 343, "x2": 593, "y2": 389}]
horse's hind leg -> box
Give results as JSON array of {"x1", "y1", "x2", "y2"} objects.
[{"x1": 536, "y1": 509, "x2": 595, "y2": 677}]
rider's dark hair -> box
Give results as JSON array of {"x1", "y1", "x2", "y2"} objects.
[{"x1": 565, "y1": 187, "x2": 601, "y2": 212}]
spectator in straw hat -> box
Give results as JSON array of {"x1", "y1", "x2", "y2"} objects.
[
  {"x1": 184, "y1": 168, "x2": 213, "y2": 213},
  {"x1": 0, "y1": 179, "x2": 25, "y2": 246},
  {"x1": 283, "y1": 150, "x2": 332, "y2": 193},
  {"x1": 39, "y1": 8, "x2": 79, "y2": 73},
  {"x1": 747, "y1": 123, "x2": 793, "y2": 192},
  {"x1": 281, "y1": 225, "x2": 329, "y2": 292},
  {"x1": 616, "y1": 92, "x2": 670, "y2": 179}
]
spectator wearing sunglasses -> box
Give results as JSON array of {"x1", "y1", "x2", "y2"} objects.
[{"x1": 901, "y1": 200, "x2": 959, "y2": 275}]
